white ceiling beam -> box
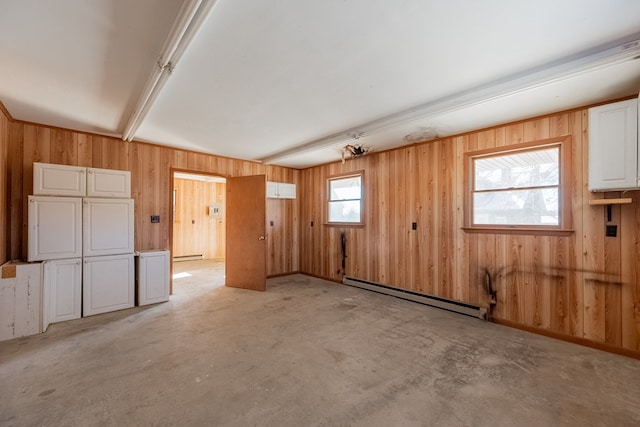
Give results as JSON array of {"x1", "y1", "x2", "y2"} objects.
[
  {"x1": 122, "y1": 0, "x2": 219, "y2": 142},
  {"x1": 260, "y1": 37, "x2": 640, "y2": 164}
]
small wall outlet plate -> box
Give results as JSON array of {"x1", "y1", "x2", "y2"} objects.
[
  {"x1": 605, "y1": 224, "x2": 617, "y2": 237},
  {"x1": 412, "y1": 222, "x2": 417, "y2": 230},
  {"x1": 151, "y1": 215, "x2": 160, "y2": 223}
]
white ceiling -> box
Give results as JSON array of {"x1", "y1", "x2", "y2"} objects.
[{"x1": 1, "y1": 0, "x2": 640, "y2": 169}]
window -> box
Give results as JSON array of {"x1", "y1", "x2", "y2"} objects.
[
  {"x1": 327, "y1": 172, "x2": 363, "y2": 224},
  {"x1": 465, "y1": 138, "x2": 571, "y2": 233}
]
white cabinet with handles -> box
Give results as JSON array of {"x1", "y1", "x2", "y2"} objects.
[
  {"x1": 33, "y1": 162, "x2": 130, "y2": 198},
  {"x1": 33, "y1": 162, "x2": 86, "y2": 196}
]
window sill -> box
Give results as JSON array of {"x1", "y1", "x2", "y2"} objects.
[
  {"x1": 324, "y1": 222, "x2": 365, "y2": 228},
  {"x1": 462, "y1": 227, "x2": 574, "y2": 236}
]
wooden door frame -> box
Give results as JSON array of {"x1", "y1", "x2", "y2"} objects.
[{"x1": 168, "y1": 167, "x2": 229, "y2": 294}]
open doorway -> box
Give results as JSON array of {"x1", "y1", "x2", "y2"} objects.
[{"x1": 171, "y1": 171, "x2": 226, "y2": 294}]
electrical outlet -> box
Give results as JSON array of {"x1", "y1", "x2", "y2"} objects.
[
  {"x1": 270, "y1": 220, "x2": 274, "y2": 226},
  {"x1": 605, "y1": 224, "x2": 617, "y2": 237},
  {"x1": 411, "y1": 222, "x2": 417, "y2": 230},
  {"x1": 151, "y1": 215, "x2": 160, "y2": 223}
]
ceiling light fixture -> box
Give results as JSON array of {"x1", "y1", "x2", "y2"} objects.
[
  {"x1": 122, "y1": 0, "x2": 218, "y2": 142},
  {"x1": 260, "y1": 36, "x2": 640, "y2": 164}
]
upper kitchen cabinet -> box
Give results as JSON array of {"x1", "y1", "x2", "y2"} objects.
[
  {"x1": 266, "y1": 181, "x2": 296, "y2": 199},
  {"x1": 86, "y1": 167, "x2": 131, "y2": 198},
  {"x1": 33, "y1": 163, "x2": 131, "y2": 197},
  {"x1": 33, "y1": 162, "x2": 86, "y2": 196},
  {"x1": 588, "y1": 97, "x2": 639, "y2": 191}
]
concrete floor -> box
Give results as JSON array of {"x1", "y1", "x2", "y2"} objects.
[{"x1": 1, "y1": 261, "x2": 640, "y2": 426}]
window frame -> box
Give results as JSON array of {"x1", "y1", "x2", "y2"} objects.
[
  {"x1": 463, "y1": 137, "x2": 573, "y2": 235},
  {"x1": 326, "y1": 171, "x2": 365, "y2": 226}
]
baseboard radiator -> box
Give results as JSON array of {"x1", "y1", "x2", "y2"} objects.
[
  {"x1": 173, "y1": 254, "x2": 204, "y2": 262},
  {"x1": 343, "y1": 276, "x2": 487, "y2": 320}
]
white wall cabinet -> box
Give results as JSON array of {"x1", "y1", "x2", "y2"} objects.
[
  {"x1": 33, "y1": 162, "x2": 86, "y2": 197},
  {"x1": 588, "y1": 97, "x2": 639, "y2": 191},
  {"x1": 87, "y1": 167, "x2": 131, "y2": 198},
  {"x1": 43, "y1": 258, "x2": 82, "y2": 330},
  {"x1": 83, "y1": 198, "x2": 134, "y2": 256},
  {"x1": 28, "y1": 196, "x2": 83, "y2": 261},
  {"x1": 83, "y1": 254, "x2": 135, "y2": 316},
  {"x1": 266, "y1": 181, "x2": 296, "y2": 199},
  {"x1": 1, "y1": 261, "x2": 42, "y2": 341},
  {"x1": 136, "y1": 250, "x2": 170, "y2": 306},
  {"x1": 34, "y1": 162, "x2": 130, "y2": 198}
]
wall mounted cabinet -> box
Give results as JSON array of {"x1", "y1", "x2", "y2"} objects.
[
  {"x1": 588, "y1": 97, "x2": 639, "y2": 191},
  {"x1": 267, "y1": 181, "x2": 296, "y2": 199}
]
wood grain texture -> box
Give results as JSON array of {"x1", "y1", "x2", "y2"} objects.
[
  {"x1": 0, "y1": 108, "x2": 8, "y2": 264},
  {"x1": 299, "y1": 106, "x2": 640, "y2": 353},
  {"x1": 172, "y1": 178, "x2": 225, "y2": 260},
  {"x1": 226, "y1": 175, "x2": 266, "y2": 291},
  {"x1": 5, "y1": 122, "x2": 299, "y2": 277}
]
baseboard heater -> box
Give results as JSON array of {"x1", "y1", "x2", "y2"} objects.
[
  {"x1": 343, "y1": 276, "x2": 487, "y2": 320},
  {"x1": 172, "y1": 254, "x2": 204, "y2": 262}
]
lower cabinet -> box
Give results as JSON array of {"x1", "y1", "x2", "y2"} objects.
[
  {"x1": 83, "y1": 254, "x2": 134, "y2": 317},
  {"x1": 136, "y1": 250, "x2": 170, "y2": 306},
  {"x1": 43, "y1": 258, "x2": 82, "y2": 331}
]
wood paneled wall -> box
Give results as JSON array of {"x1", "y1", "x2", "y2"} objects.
[
  {"x1": 266, "y1": 168, "x2": 300, "y2": 276},
  {"x1": 299, "y1": 108, "x2": 640, "y2": 354},
  {"x1": 3, "y1": 120, "x2": 299, "y2": 276},
  {"x1": 0, "y1": 107, "x2": 9, "y2": 265},
  {"x1": 172, "y1": 178, "x2": 226, "y2": 260}
]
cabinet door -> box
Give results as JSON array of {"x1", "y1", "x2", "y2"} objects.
[
  {"x1": 588, "y1": 99, "x2": 638, "y2": 191},
  {"x1": 137, "y1": 250, "x2": 170, "y2": 306},
  {"x1": 278, "y1": 183, "x2": 296, "y2": 199},
  {"x1": 83, "y1": 198, "x2": 134, "y2": 256},
  {"x1": 33, "y1": 162, "x2": 86, "y2": 196},
  {"x1": 266, "y1": 181, "x2": 279, "y2": 198},
  {"x1": 86, "y1": 167, "x2": 131, "y2": 198},
  {"x1": 83, "y1": 254, "x2": 134, "y2": 316},
  {"x1": 28, "y1": 196, "x2": 83, "y2": 261},
  {"x1": 43, "y1": 259, "x2": 81, "y2": 328}
]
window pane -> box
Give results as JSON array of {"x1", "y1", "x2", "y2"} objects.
[
  {"x1": 329, "y1": 200, "x2": 361, "y2": 223},
  {"x1": 475, "y1": 147, "x2": 559, "y2": 191},
  {"x1": 473, "y1": 188, "x2": 559, "y2": 225},
  {"x1": 330, "y1": 176, "x2": 361, "y2": 201}
]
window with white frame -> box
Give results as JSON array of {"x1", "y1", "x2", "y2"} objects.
[
  {"x1": 327, "y1": 173, "x2": 363, "y2": 224},
  {"x1": 466, "y1": 138, "x2": 570, "y2": 232}
]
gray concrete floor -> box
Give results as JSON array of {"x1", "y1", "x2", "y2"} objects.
[{"x1": 1, "y1": 260, "x2": 640, "y2": 426}]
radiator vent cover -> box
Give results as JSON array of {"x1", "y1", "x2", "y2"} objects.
[{"x1": 343, "y1": 276, "x2": 487, "y2": 320}]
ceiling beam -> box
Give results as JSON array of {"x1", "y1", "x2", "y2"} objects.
[
  {"x1": 122, "y1": 0, "x2": 219, "y2": 142},
  {"x1": 260, "y1": 36, "x2": 640, "y2": 164}
]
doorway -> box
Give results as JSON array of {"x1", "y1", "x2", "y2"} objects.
[{"x1": 171, "y1": 171, "x2": 226, "y2": 294}]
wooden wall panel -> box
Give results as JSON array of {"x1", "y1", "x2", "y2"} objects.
[
  {"x1": 0, "y1": 107, "x2": 8, "y2": 264},
  {"x1": 299, "y1": 106, "x2": 640, "y2": 354},
  {"x1": 5, "y1": 122, "x2": 299, "y2": 277},
  {"x1": 172, "y1": 179, "x2": 225, "y2": 260}
]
